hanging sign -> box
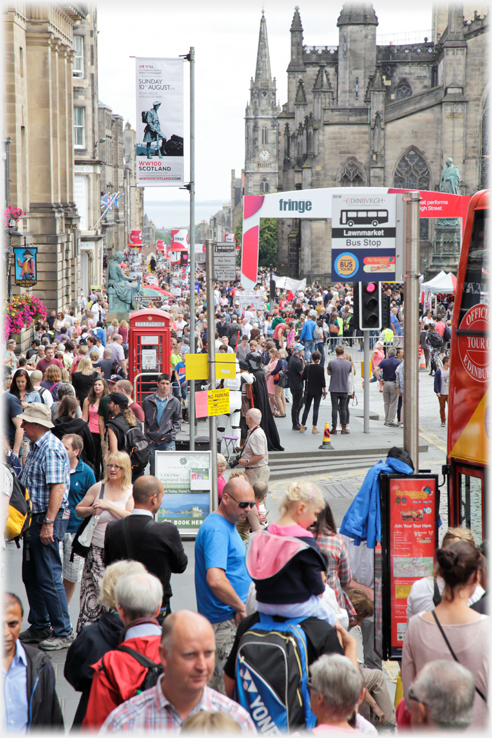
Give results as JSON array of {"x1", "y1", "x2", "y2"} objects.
[
  {"x1": 207, "y1": 388, "x2": 230, "y2": 416},
  {"x1": 14, "y1": 245, "x2": 37, "y2": 286},
  {"x1": 135, "y1": 58, "x2": 184, "y2": 187}
]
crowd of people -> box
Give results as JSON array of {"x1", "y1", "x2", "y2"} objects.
[{"x1": 4, "y1": 263, "x2": 476, "y2": 733}]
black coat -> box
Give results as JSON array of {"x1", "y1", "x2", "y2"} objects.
[
  {"x1": 288, "y1": 355, "x2": 304, "y2": 393},
  {"x1": 104, "y1": 513, "x2": 188, "y2": 604},
  {"x1": 23, "y1": 643, "x2": 64, "y2": 729},
  {"x1": 51, "y1": 416, "x2": 95, "y2": 465},
  {"x1": 250, "y1": 370, "x2": 284, "y2": 451},
  {"x1": 64, "y1": 612, "x2": 124, "y2": 727}
]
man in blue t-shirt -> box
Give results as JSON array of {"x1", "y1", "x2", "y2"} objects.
[
  {"x1": 60, "y1": 434, "x2": 96, "y2": 604},
  {"x1": 194, "y1": 476, "x2": 255, "y2": 693}
]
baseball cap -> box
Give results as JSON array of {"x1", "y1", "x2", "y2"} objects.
[
  {"x1": 109, "y1": 375, "x2": 120, "y2": 384},
  {"x1": 18, "y1": 403, "x2": 54, "y2": 428}
]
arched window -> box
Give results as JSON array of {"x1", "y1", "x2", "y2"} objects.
[
  {"x1": 394, "y1": 148, "x2": 431, "y2": 238},
  {"x1": 481, "y1": 95, "x2": 489, "y2": 189},
  {"x1": 264, "y1": 181, "x2": 270, "y2": 193},
  {"x1": 395, "y1": 78, "x2": 413, "y2": 100},
  {"x1": 338, "y1": 157, "x2": 366, "y2": 187}
]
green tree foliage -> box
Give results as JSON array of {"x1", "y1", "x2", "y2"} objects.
[
  {"x1": 233, "y1": 212, "x2": 277, "y2": 268},
  {"x1": 155, "y1": 229, "x2": 170, "y2": 246}
]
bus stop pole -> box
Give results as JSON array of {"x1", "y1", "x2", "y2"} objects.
[
  {"x1": 205, "y1": 238, "x2": 218, "y2": 508},
  {"x1": 363, "y1": 330, "x2": 370, "y2": 433},
  {"x1": 188, "y1": 46, "x2": 196, "y2": 451},
  {"x1": 403, "y1": 191, "x2": 421, "y2": 470}
]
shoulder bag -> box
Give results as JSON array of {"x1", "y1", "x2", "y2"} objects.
[
  {"x1": 431, "y1": 610, "x2": 487, "y2": 703},
  {"x1": 70, "y1": 484, "x2": 105, "y2": 561}
]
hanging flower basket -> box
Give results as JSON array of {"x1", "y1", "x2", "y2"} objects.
[
  {"x1": 4, "y1": 295, "x2": 48, "y2": 340},
  {"x1": 3, "y1": 206, "x2": 24, "y2": 229}
]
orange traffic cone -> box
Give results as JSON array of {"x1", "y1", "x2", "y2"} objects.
[
  {"x1": 319, "y1": 423, "x2": 335, "y2": 450},
  {"x1": 419, "y1": 345, "x2": 426, "y2": 369}
]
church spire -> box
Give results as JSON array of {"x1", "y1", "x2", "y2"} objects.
[{"x1": 255, "y1": 11, "x2": 272, "y2": 83}]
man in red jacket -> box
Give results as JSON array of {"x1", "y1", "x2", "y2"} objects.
[{"x1": 83, "y1": 571, "x2": 163, "y2": 729}]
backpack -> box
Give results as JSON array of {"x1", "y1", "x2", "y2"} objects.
[
  {"x1": 428, "y1": 332, "x2": 443, "y2": 348},
  {"x1": 313, "y1": 323, "x2": 322, "y2": 340},
  {"x1": 124, "y1": 425, "x2": 150, "y2": 471},
  {"x1": 37, "y1": 386, "x2": 50, "y2": 405},
  {"x1": 234, "y1": 614, "x2": 316, "y2": 733},
  {"x1": 443, "y1": 325, "x2": 451, "y2": 342},
  {"x1": 141, "y1": 110, "x2": 148, "y2": 124},
  {"x1": 4, "y1": 464, "x2": 32, "y2": 546},
  {"x1": 100, "y1": 645, "x2": 163, "y2": 695}
]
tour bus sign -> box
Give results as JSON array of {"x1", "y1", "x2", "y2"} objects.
[{"x1": 331, "y1": 193, "x2": 397, "y2": 282}]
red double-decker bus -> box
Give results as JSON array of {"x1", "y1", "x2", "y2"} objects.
[{"x1": 447, "y1": 190, "x2": 488, "y2": 544}]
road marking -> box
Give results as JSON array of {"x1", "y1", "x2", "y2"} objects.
[{"x1": 418, "y1": 427, "x2": 447, "y2": 453}]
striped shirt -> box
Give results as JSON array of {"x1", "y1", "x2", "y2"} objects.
[
  {"x1": 100, "y1": 678, "x2": 255, "y2": 733},
  {"x1": 19, "y1": 431, "x2": 69, "y2": 513}
]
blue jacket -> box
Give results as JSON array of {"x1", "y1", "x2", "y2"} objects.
[
  {"x1": 339, "y1": 457, "x2": 413, "y2": 548},
  {"x1": 434, "y1": 368, "x2": 443, "y2": 394},
  {"x1": 300, "y1": 320, "x2": 316, "y2": 342},
  {"x1": 67, "y1": 459, "x2": 97, "y2": 533}
]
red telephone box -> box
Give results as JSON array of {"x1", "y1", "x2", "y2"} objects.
[{"x1": 129, "y1": 309, "x2": 171, "y2": 404}]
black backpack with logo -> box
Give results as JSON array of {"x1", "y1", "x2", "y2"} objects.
[{"x1": 108, "y1": 416, "x2": 150, "y2": 471}]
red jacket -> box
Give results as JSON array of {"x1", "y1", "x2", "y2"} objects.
[{"x1": 82, "y1": 632, "x2": 161, "y2": 729}]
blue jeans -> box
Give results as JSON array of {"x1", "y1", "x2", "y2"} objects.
[
  {"x1": 22, "y1": 509, "x2": 71, "y2": 636},
  {"x1": 149, "y1": 439, "x2": 176, "y2": 476},
  {"x1": 316, "y1": 341, "x2": 325, "y2": 366},
  {"x1": 303, "y1": 340, "x2": 315, "y2": 362}
]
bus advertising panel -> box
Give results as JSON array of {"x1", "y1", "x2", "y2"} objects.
[{"x1": 379, "y1": 473, "x2": 439, "y2": 659}]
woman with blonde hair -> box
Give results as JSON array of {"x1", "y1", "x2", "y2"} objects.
[
  {"x1": 107, "y1": 319, "x2": 119, "y2": 341},
  {"x1": 265, "y1": 346, "x2": 287, "y2": 418},
  {"x1": 72, "y1": 356, "x2": 99, "y2": 407},
  {"x1": 64, "y1": 560, "x2": 146, "y2": 726},
  {"x1": 75, "y1": 451, "x2": 134, "y2": 632},
  {"x1": 40, "y1": 363, "x2": 62, "y2": 401}
]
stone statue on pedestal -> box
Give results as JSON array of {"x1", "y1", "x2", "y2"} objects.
[
  {"x1": 106, "y1": 250, "x2": 143, "y2": 312},
  {"x1": 439, "y1": 157, "x2": 460, "y2": 194}
]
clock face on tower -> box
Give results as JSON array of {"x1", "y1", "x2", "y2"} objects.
[{"x1": 259, "y1": 150, "x2": 271, "y2": 162}]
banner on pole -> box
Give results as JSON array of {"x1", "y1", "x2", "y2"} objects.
[{"x1": 135, "y1": 58, "x2": 184, "y2": 187}]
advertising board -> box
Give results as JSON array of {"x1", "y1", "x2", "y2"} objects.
[{"x1": 154, "y1": 451, "x2": 212, "y2": 536}]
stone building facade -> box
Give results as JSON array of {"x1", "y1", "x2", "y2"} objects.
[
  {"x1": 244, "y1": 4, "x2": 488, "y2": 281},
  {"x1": 98, "y1": 102, "x2": 125, "y2": 256},
  {"x1": 72, "y1": 8, "x2": 104, "y2": 295},
  {"x1": 4, "y1": 3, "x2": 86, "y2": 326}
]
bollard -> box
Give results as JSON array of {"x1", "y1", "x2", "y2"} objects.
[{"x1": 318, "y1": 422, "x2": 335, "y2": 450}]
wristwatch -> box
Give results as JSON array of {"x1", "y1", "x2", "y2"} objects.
[{"x1": 43, "y1": 518, "x2": 54, "y2": 525}]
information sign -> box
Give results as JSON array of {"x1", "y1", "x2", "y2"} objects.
[
  {"x1": 141, "y1": 348, "x2": 157, "y2": 370},
  {"x1": 378, "y1": 473, "x2": 439, "y2": 659},
  {"x1": 331, "y1": 193, "x2": 397, "y2": 282},
  {"x1": 207, "y1": 388, "x2": 230, "y2": 416},
  {"x1": 235, "y1": 289, "x2": 265, "y2": 313},
  {"x1": 155, "y1": 451, "x2": 212, "y2": 536},
  {"x1": 213, "y1": 243, "x2": 236, "y2": 281}
]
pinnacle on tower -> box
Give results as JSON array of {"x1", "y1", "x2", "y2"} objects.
[
  {"x1": 255, "y1": 12, "x2": 272, "y2": 84},
  {"x1": 291, "y1": 6, "x2": 303, "y2": 30}
]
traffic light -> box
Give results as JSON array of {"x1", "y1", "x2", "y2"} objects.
[
  {"x1": 381, "y1": 293, "x2": 392, "y2": 330},
  {"x1": 359, "y1": 282, "x2": 382, "y2": 330}
]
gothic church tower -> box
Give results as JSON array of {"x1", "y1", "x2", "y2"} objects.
[{"x1": 244, "y1": 12, "x2": 280, "y2": 196}]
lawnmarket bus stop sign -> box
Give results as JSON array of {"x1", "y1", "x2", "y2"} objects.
[{"x1": 331, "y1": 193, "x2": 397, "y2": 282}]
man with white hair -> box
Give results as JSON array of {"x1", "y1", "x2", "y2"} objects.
[
  {"x1": 407, "y1": 660, "x2": 475, "y2": 731},
  {"x1": 308, "y1": 653, "x2": 365, "y2": 732},
  {"x1": 238, "y1": 408, "x2": 270, "y2": 485},
  {"x1": 82, "y1": 571, "x2": 163, "y2": 728}
]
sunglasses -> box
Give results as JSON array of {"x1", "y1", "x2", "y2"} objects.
[
  {"x1": 226, "y1": 491, "x2": 255, "y2": 509},
  {"x1": 107, "y1": 464, "x2": 123, "y2": 470},
  {"x1": 307, "y1": 679, "x2": 318, "y2": 692},
  {"x1": 408, "y1": 685, "x2": 427, "y2": 706}
]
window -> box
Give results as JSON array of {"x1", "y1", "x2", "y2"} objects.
[
  {"x1": 395, "y1": 78, "x2": 412, "y2": 100},
  {"x1": 338, "y1": 157, "x2": 366, "y2": 187},
  {"x1": 73, "y1": 36, "x2": 83, "y2": 77},
  {"x1": 74, "y1": 107, "x2": 85, "y2": 148},
  {"x1": 261, "y1": 127, "x2": 268, "y2": 145},
  {"x1": 393, "y1": 148, "x2": 431, "y2": 239}
]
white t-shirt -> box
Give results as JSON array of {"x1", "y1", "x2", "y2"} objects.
[{"x1": 406, "y1": 576, "x2": 484, "y2": 620}]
